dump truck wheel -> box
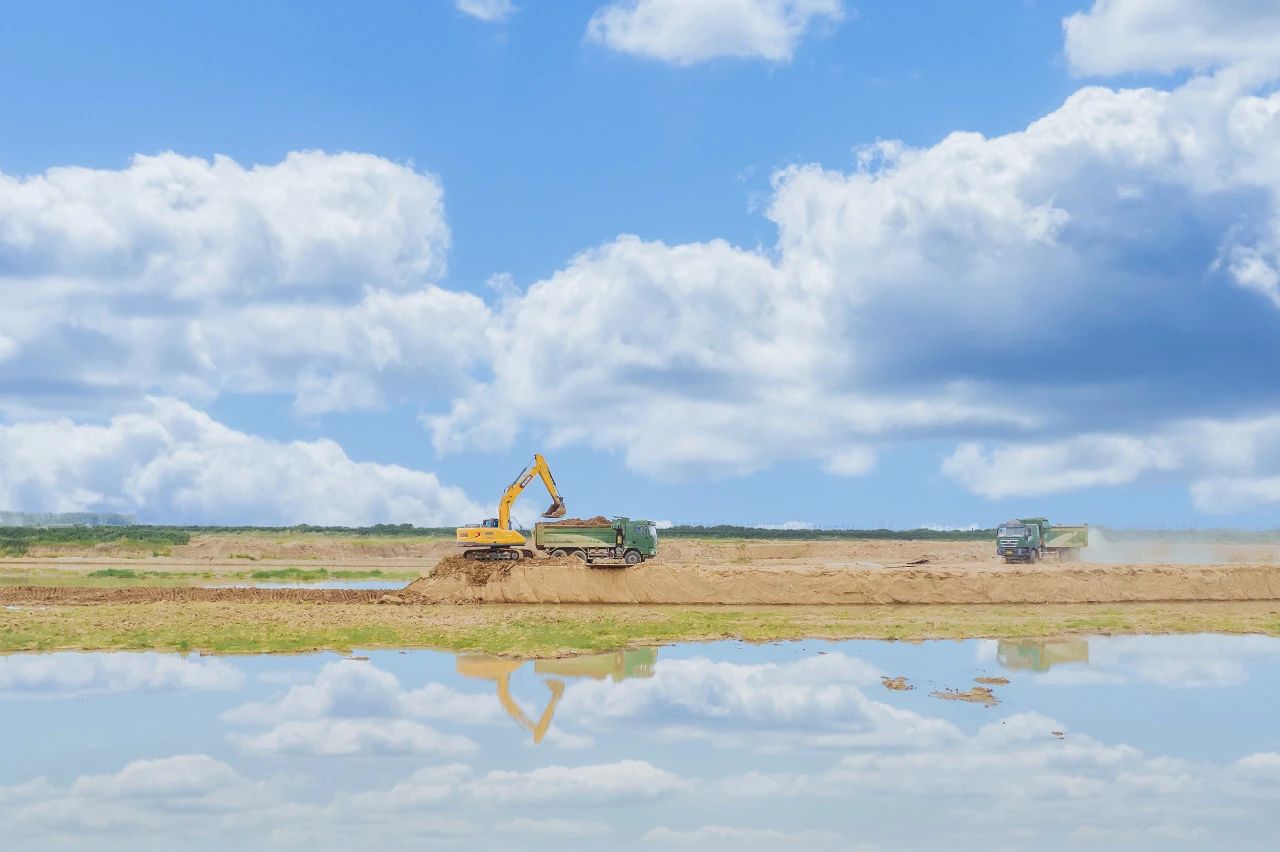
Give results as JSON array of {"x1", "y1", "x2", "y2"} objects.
[
  {"x1": 624, "y1": 550, "x2": 642, "y2": 565},
  {"x1": 1028, "y1": 550, "x2": 1039, "y2": 564},
  {"x1": 571, "y1": 550, "x2": 588, "y2": 563},
  {"x1": 550, "y1": 549, "x2": 567, "y2": 558}
]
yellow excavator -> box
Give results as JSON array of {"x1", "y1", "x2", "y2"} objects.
[
  {"x1": 455, "y1": 649, "x2": 657, "y2": 745},
  {"x1": 455, "y1": 453, "x2": 566, "y2": 561}
]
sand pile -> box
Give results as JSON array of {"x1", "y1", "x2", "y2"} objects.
[
  {"x1": 432, "y1": 555, "x2": 515, "y2": 587},
  {"x1": 541, "y1": 516, "x2": 613, "y2": 527},
  {"x1": 398, "y1": 560, "x2": 1280, "y2": 605}
]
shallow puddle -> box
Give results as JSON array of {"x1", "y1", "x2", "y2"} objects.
[{"x1": 1, "y1": 634, "x2": 1277, "y2": 850}]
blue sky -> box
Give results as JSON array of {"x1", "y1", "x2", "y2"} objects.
[
  {"x1": 2, "y1": 0, "x2": 1280, "y2": 528},
  {"x1": 3, "y1": 638, "x2": 1280, "y2": 849}
]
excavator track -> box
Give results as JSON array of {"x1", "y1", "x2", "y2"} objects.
[{"x1": 462, "y1": 548, "x2": 533, "y2": 562}]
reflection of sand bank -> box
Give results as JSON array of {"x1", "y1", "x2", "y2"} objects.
[
  {"x1": 456, "y1": 649, "x2": 657, "y2": 743},
  {"x1": 998, "y1": 639, "x2": 1090, "y2": 672}
]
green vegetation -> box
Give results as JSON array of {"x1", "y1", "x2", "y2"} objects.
[
  {"x1": 2, "y1": 601, "x2": 1277, "y2": 655},
  {"x1": 0, "y1": 526, "x2": 190, "y2": 557}
]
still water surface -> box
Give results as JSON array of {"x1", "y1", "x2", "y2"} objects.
[{"x1": 2, "y1": 635, "x2": 1278, "y2": 850}]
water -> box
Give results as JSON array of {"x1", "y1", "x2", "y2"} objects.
[{"x1": 1, "y1": 635, "x2": 1278, "y2": 850}]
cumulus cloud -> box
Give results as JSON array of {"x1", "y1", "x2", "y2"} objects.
[
  {"x1": 586, "y1": 0, "x2": 844, "y2": 66},
  {"x1": 456, "y1": 0, "x2": 516, "y2": 23},
  {"x1": 1065, "y1": 0, "x2": 1280, "y2": 76},
  {"x1": 1030, "y1": 635, "x2": 1280, "y2": 690},
  {"x1": 942, "y1": 413, "x2": 1280, "y2": 511},
  {"x1": 0, "y1": 150, "x2": 481, "y2": 419},
  {"x1": 716, "y1": 710, "x2": 1217, "y2": 837},
  {"x1": 469, "y1": 760, "x2": 687, "y2": 803},
  {"x1": 427, "y1": 235, "x2": 1031, "y2": 479},
  {"x1": 0, "y1": 652, "x2": 242, "y2": 697},
  {"x1": 558, "y1": 653, "x2": 959, "y2": 753},
  {"x1": 0, "y1": 754, "x2": 277, "y2": 845},
  {"x1": 645, "y1": 824, "x2": 846, "y2": 846},
  {"x1": 429, "y1": 72, "x2": 1280, "y2": 490},
  {"x1": 0, "y1": 398, "x2": 484, "y2": 525},
  {"x1": 231, "y1": 718, "x2": 476, "y2": 756}
]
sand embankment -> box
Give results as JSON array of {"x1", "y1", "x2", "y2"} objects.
[{"x1": 400, "y1": 559, "x2": 1280, "y2": 605}]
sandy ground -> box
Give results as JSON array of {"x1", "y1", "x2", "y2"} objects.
[
  {"x1": 4, "y1": 536, "x2": 1280, "y2": 605},
  {"x1": 5, "y1": 535, "x2": 1280, "y2": 605}
]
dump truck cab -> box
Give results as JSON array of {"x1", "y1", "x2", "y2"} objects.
[{"x1": 997, "y1": 518, "x2": 1043, "y2": 562}]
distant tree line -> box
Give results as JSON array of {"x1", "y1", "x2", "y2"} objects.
[{"x1": 657, "y1": 525, "x2": 996, "y2": 541}]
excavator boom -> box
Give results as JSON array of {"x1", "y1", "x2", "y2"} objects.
[
  {"x1": 455, "y1": 453, "x2": 566, "y2": 560},
  {"x1": 498, "y1": 453, "x2": 566, "y2": 529}
]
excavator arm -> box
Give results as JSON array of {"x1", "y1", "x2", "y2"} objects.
[{"x1": 497, "y1": 453, "x2": 566, "y2": 530}]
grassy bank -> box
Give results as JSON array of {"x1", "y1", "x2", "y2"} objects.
[{"x1": 2, "y1": 602, "x2": 1278, "y2": 655}]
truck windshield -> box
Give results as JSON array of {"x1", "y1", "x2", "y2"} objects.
[
  {"x1": 649, "y1": 523, "x2": 658, "y2": 540},
  {"x1": 998, "y1": 525, "x2": 1027, "y2": 537}
]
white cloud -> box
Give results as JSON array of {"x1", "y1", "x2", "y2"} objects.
[
  {"x1": 0, "y1": 652, "x2": 242, "y2": 697},
  {"x1": 456, "y1": 0, "x2": 516, "y2": 23},
  {"x1": 559, "y1": 653, "x2": 960, "y2": 753},
  {"x1": 942, "y1": 434, "x2": 1178, "y2": 498},
  {"x1": 0, "y1": 150, "x2": 448, "y2": 300},
  {"x1": 225, "y1": 659, "x2": 502, "y2": 726},
  {"x1": 338, "y1": 759, "x2": 686, "y2": 811},
  {"x1": 467, "y1": 760, "x2": 687, "y2": 803},
  {"x1": 645, "y1": 824, "x2": 847, "y2": 846},
  {"x1": 0, "y1": 399, "x2": 484, "y2": 525},
  {"x1": 427, "y1": 235, "x2": 1031, "y2": 479},
  {"x1": 0, "y1": 151, "x2": 482, "y2": 420},
  {"x1": 823, "y1": 446, "x2": 876, "y2": 476},
  {"x1": 752, "y1": 520, "x2": 815, "y2": 530},
  {"x1": 232, "y1": 719, "x2": 477, "y2": 756},
  {"x1": 942, "y1": 414, "x2": 1280, "y2": 510},
  {"x1": 586, "y1": 0, "x2": 845, "y2": 66},
  {"x1": 716, "y1": 710, "x2": 1219, "y2": 838},
  {"x1": 70, "y1": 755, "x2": 245, "y2": 800},
  {"x1": 495, "y1": 817, "x2": 610, "y2": 838},
  {"x1": 422, "y1": 69, "x2": 1280, "y2": 492},
  {"x1": 1064, "y1": 0, "x2": 1280, "y2": 76}
]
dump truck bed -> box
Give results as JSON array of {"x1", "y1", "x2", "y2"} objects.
[
  {"x1": 533, "y1": 524, "x2": 620, "y2": 549},
  {"x1": 1044, "y1": 525, "x2": 1088, "y2": 549}
]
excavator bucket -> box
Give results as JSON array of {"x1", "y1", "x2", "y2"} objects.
[{"x1": 542, "y1": 497, "x2": 566, "y2": 519}]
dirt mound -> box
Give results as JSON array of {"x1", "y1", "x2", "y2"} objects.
[
  {"x1": 975, "y1": 676, "x2": 1010, "y2": 685},
  {"x1": 397, "y1": 561, "x2": 1280, "y2": 605},
  {"x1": 881, "y1": 676, "x2": 914, "y2": 691},
  {"x1": 542, "y1": 516, "x2": 613, "y2": 527},
  {"x1": 431, "y1": 555, "x2": 515, "y2": 587}
]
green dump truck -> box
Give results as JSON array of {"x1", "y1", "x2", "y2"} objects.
[
  {"x1": 533, "y1": 517, "x2": 658, "y2": 566},
  {"x1": 996, "y1": 517, "x2": 1088, "y2": 563}
]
